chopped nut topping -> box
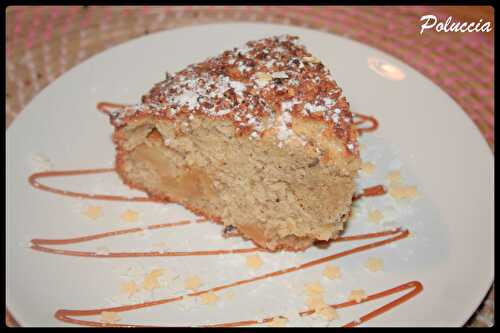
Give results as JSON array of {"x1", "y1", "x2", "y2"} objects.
[
  {"x1": 302, "y1": 56, "x2": 321, "y2": 63},
  {"x1": 254, "y1": 71, "x2": 273, "y2": 81},
  {"x1": 107, "y1": 35, "x2": 358, "y2": 155}
]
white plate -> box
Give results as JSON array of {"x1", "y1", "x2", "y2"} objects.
[{"x1": 6, "y1": 23, "x2": 494, "y2": 327}]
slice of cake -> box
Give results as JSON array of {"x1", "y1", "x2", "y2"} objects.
[{"x1": 104, "y1": 35, "x2": 360, "y2": 251}]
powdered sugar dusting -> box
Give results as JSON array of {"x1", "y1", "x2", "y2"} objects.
[
  {"x1": 107, "y1": 35, "x2": 358, "y2": 154},
  {"x1": 277, "y1": 111, "x2": 293, "y2": 142}
]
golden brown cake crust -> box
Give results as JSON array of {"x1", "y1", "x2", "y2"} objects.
[{"x1": 106, "y1": 35, "x2": 359, "y2": 156}]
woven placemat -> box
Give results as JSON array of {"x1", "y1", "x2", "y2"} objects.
[{"x1": 5, "y1": 5, "x2": 494, "y2": 327}]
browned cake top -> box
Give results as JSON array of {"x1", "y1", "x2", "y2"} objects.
[{"x1": 108, "y1": 35, "x2": 358, "y2": 154}]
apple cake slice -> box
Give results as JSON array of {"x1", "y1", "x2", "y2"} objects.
[{"x1": 104, "y1": 35, "x2": 360, "y2": 251}]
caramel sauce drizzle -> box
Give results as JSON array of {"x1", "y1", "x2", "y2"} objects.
[
  {"x1": 54, "y1": 281, "x2": 422, "y2": 327},
  {"x1": 29, "y1": 168, "x2": 159, "y2": 202},
  {"x1": 54, "y1": 281, "x2": 423, "y2": 327},
  {"x1": 21, "y1": 102, "x2": 422, "y2": 327},
  {"x1": 96, "y1": 102, "x2": 128, "y2": 115},
  {"x1": 352, "y1": 112, "x2": 379, "y2": 134},
  {"x1": 31, "y1": 218, "x2": 263, "y2": 258},
  {"x1": 48, "y1": 227, "x2": 419, "y2": 327},
  {"x1": 352, "y1": 185, "x2": 387, "y2": 202}
]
